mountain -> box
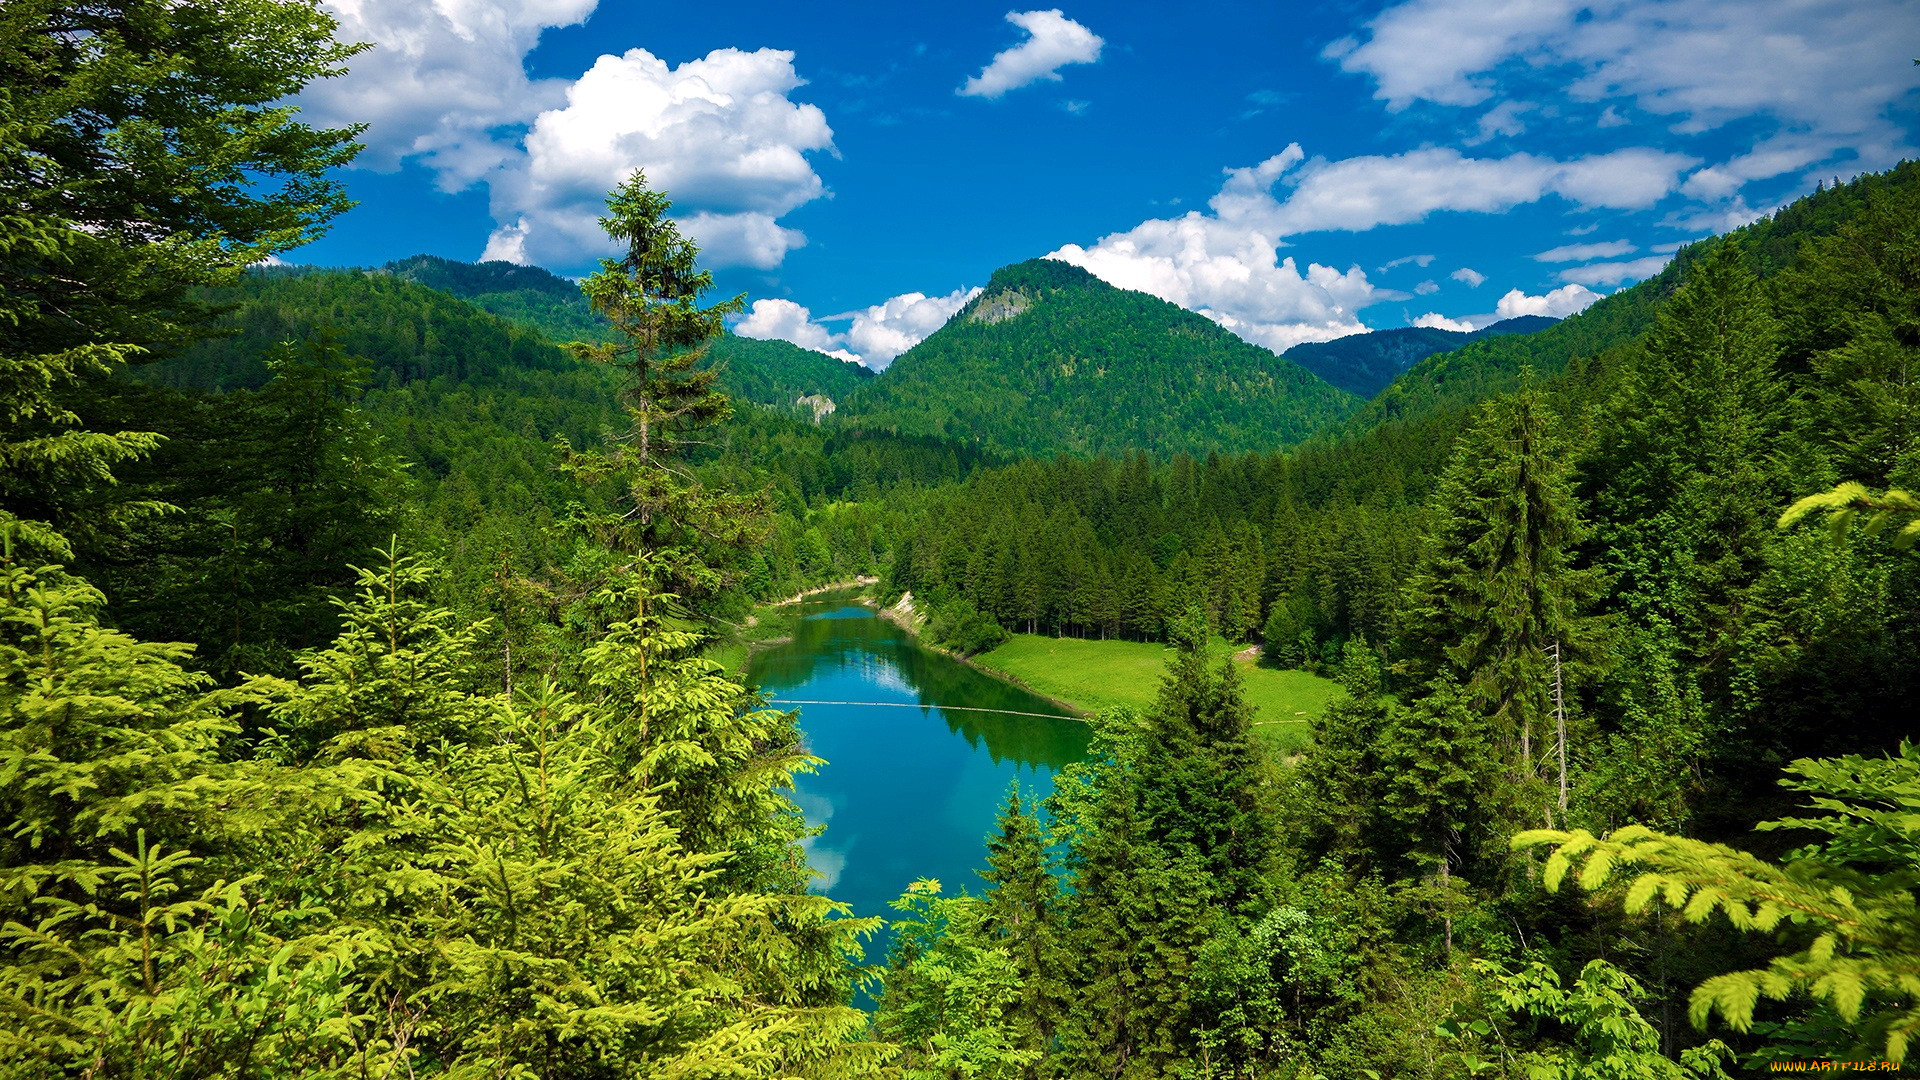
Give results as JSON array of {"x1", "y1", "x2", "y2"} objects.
[
  {"x1": 380, "y1": 254, "x2": 869, "y2": 413},
  {"x1": 1359, "y1": 160, "x2": 1920, "y2": 431},
  {"x1": 380, "y1": 254, "x2": 610, "y2": 344},
  {"x1": 150, "y1": 262, "x2": 868, "y2": 416},
  {"x1": 1281, "y1": 316, "x2": 1556, "y2": 398},
  {"x1": 709, "y1": 333, "x2": 873, "y2": 415},
  {"x1": 845, "y1": 258, "x2": 1360, "y2": 458}
]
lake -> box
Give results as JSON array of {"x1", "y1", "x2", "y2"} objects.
[{"x1": 745, "y1": 593, "x2": 1093, "y2": 944}]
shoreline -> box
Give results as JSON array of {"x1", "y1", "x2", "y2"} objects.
[
  {"x1": 859, "y1": 592, "x2": 1092, "y2": 721},
  {"x1": 771, "y1": 576, "x2": 879, "y2": 607}
]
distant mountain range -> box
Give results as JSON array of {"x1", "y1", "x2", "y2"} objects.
[
  {"x1": 159, "y1": 252, "x2": 1586, "y2": 459},
  {"x1": 1281, "y1": 316, "x2": 1558, "y2": 399}
]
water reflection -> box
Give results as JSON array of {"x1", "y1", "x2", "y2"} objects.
[{"x1": 746, "y1": 596, "x2": 1091, "y2": 927}]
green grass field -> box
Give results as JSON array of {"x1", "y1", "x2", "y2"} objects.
[{"x1": 973, "y1": 634, "x2": 1339, "y2": 754}]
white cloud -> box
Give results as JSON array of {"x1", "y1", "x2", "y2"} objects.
[
  {"x1": 1035, "y1": 138, "x2": 1691, "y2": 354},
  {"x1": 1331, "y1": 0, "x2": 1918, "y2": 188},
  {"x1": 304, "y1": 4, "x2": 835, "y2": 271},
  {"x1": 1465, "y1": 99, "x2": 1534, "y2": 145},
  {"x1": 1378, "y1": 253, "x2": 1435, "y2": 271},
  {"x1": 1412, "y1": 312, "x2": 1478, "y2": 332},
  {"x1": 1532, "y1": 239, "x2": 1636, "y2": 262},
  {"x1": 1557, "y1": 255, "x2": 1673, "y2": 286},
  {"x1": 1662, "y1": 197, "x2": 1774, "y2": 234},
  {"x1": 1451, "y1": 267, "x2": 1487, "y2": 287},
  {"x1": 303, "y1": 0, "x2": 598, "y2": 190},
  {"x1": 1231, "y1": 145, "x2": 1695, "y2": 236},
  {"x1": 959, "y1": 9, "x2": 1104, "y2": 99},
  {"x1": 1415, "y1": 280, "x2": 1440, "y2": 295},
  {"x1": 1045, "y1": 214, "x2": 1385, "y2": 354},
  {"x1": 839, "y1": 288, "x2": 984, "y2": 368},
  {"x1": 736, "y1": 299, "x2": 861, "y2": 363},
  {"x1": 1496, "y1": 284, "x2": 1602, "y2": 319},
  {"x1": 479, "y1": 47, "x2": 835, "y2": 269},
  {"x1": 1412, "y1": 285, "x2": 1600, "y2": 332},
  {"x1": 733, "y1": 287, "x2": 982, "y2": 370}
]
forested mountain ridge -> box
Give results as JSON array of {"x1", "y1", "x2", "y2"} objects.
[
  {"x1": 844, "y1": 258, "x2": 1362, "y2": 458},
  {"x1": 381, "y1": 254, "x2": 875, "y2": 408},
  {"x1": 1361, "y1": 160, "x2": 1920, "y2": 429},
  {"x1": 1281, "y1": 314, "x2": 1556, "y2": 398},
  {"x1": 150, "y1": 263, "x2": 873, "y2": 414}
]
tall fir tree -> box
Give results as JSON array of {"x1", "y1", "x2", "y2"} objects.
[{"x1": 1398, "y1": 383, "x2": 1601, "y2": 821}]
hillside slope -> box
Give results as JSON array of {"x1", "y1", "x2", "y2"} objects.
[
  {"x1": 1361, "y1": 161, "x2": 1920, "y2": 429},
  {"x1": 152, "y1": 263, "x2": 869, "y2": 413},
  {"x1": 846, "y1": 258, "x2": 1360, "y2": 457}
]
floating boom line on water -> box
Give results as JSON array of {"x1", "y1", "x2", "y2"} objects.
[
  {"x1": 764, "y1": 698, "x2": 1312, "y2": 725},
  {"x1": 765, "y1": 698, "x2": 1079, "y2": 721}
]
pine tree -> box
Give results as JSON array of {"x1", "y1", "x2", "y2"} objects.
[
  {"x1": 1587, "y1": 243, "x2": 1787, "y2": 678},
  {"x1": 1398, "y1": 384, "x2": 1601, "y2": 816},
  {"x1": 557, "y1": 173, "x2": 763, "y2": 604},
  {"x1": 979, "y1": 785, "x2": 1067, "y2": 1057},
  {"x1": 0, "y1": 0, "x2": 362, "y2": 554},
  {"x1": 0, "y1": 536, "x2": 396, "y2": 1078}
]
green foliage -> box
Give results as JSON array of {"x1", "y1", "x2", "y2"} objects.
[
  {"x1": 1442, "y1": 959, "x2": 1733, "y2": 1079},
  {"x1": 0, "y1": 0, "x2": 362, "y2": 553},
  {"x1": 877, "y1": 879, "x2": 1041, "y2": 1080},
  {"x1": 1398, "y1": 385, "x2": 1602, "y2": 817},
  {"x1": 1780, "y1": 482, "x2": 1920, "y2": 550},
  {"x1": 850, "y1": 258, "x2": 1360, "y2": 458},
  {"x1": 555, "y1": 174, "x2": 768, "y2": 605},
  {"x1": 1517, "y1": 741, "x2": 1920, "y2": 1063},
  {"x1": 80, "y1": 333, "x2": 406, "y2": 678}
]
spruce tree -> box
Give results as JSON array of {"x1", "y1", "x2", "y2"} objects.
[
  {"x1": 1398, "y1": 384, "x2": 1600, "y2": 817},
  {"x1": 0, "y1": 0, "x2": 362, "y2": 553},
  {"x1": 980, "y1": 785, "x2": 1067, "y2": 1056},
  {"x1": 557, "y1": 173, "x2": 763, "y2": 604}
]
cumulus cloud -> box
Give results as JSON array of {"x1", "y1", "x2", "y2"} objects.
[
  {"x1": 1533, "y1": 239, "x2": 1636, "y2": 262},
  {"x1": 840, "y1": 288, "x2": 984, "y2": 367},
  {"x1": 1038, "y1": 139, "x2": 1692, "y2": 353},
  {"x1": 1330, "y1": 0, "x2": 1918, "y2": 188},
  {"x1": 1046, "y1": 217, "x2": 1383, "y2": 354},
  {"x1": 1557, "y1": 255, "x2": 1673, "y2": 286},
  {"x1": 1415, "y1": 280, "x2": 1440, "y2": 295},
  {"x1": 303, "y1": 3, "x2": 835, "y2": 270},
  {"x1": 1412, "y1": 312, "x2": 1478, "y2": 332},
  {"x1": 1496, "y1": 284, "x2": 1602, "y2": 319},
  {"x1": 1412, "y1": 283, "x2": 1599, "y2": 332},
  {"x1": 479, "y1": 47, "x2": 835, "y2": 269},
  {"x1": 736, "y1": 299, "x2": 861, "y2": 363},
  {"x1": 302, "y1": 0, "x2": 598, "y2": 189},
  {"x1": 1451, "y1": 267, "x2": 1487, "y2": 287},
  {"x1": 959, "y1": 10, "x2": 1104, "y2": 98},
  {"x1": 733, "y1": 288, "x2": 982, "y2": 369}
]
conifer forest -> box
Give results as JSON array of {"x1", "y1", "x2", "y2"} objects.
[{"x1": 4, "y1": 2, "x2": 1919, "y2": 1077}]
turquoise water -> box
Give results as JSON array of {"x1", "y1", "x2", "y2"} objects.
[{"x1": 745, "y1": 595, "x2": 1092, "y2": 931}]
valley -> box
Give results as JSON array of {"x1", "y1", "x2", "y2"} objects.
[{"x1": 7, "y1": 9, "x2": 1918, "y2": 1073}]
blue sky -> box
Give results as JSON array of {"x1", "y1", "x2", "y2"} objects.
[{"x1": 294, "y1": 0, "x2": 1920, "y2": 367}]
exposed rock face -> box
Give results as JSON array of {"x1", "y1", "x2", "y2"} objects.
[
  {"x1": 967, "y1": 289, "x2": 1031, "y2": 325},
  {"x1": 795, "y1": 394, "x2": 836, "y2": 423}
]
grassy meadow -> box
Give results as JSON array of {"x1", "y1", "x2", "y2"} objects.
[{"x1": 973, "y1": 634, "x2": 1339, "y2": 753}]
